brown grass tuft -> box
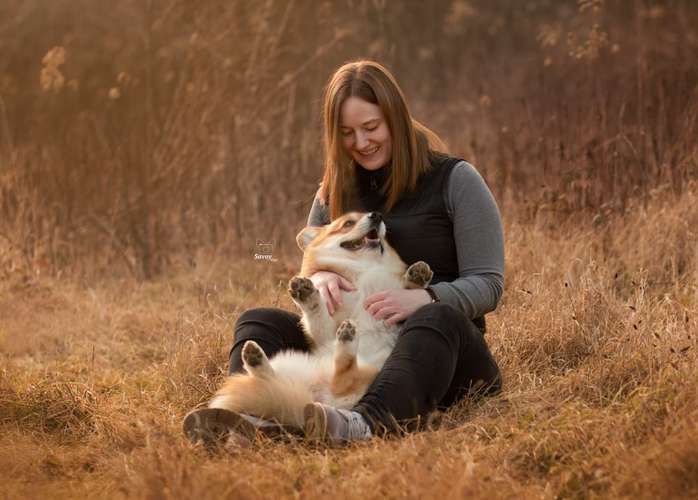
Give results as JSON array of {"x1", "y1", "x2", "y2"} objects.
[{"x1": 0, "y1": 379, "x2": 101, "y2": 439}]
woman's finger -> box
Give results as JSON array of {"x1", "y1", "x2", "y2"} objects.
[
  {"x1": 367, "y1": 300, "x2": 390, "y2": 317},
  {"x1": 364, "y1": 291, "x2": 387, "y2": 309},
  {"x1": 318, "y1": 286, "x2": 335, "y2": 316},
  {"x1": 338, "y1": 276, "x2": 356, "y2": 291},
  {"x1": 385, "y1": 312, "x2": 406, "y2": 326},
  {"x1": 327, "y1": 280, "x2": 343, "y2": 308},
  {"x1": 373, "y1": 305, "x2": 399, "y2": 320}
]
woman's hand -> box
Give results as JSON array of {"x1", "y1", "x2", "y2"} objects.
[
  {"x1": 309, "y1": 271, "x2": 356, "y2": 316},
  {"x1": 364, "y1": 289, "x2": 432, "y2": 325}
]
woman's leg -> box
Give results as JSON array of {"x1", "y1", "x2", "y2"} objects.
[
  {"x1": 228, "y1": 307, "x2": 311, "y2": 375},
  {"x1": 352, "y1": 303, "x2": 501, "y2": 434},
  {"x1": 185, "y1": 307, "x2": 312, "y2": 446}
]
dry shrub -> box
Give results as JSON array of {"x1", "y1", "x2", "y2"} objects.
[{"x1": 1, "y1": 0, "x2": 697, "y2": 278}]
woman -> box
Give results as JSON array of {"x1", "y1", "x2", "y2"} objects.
[{"x1": 185, "y1": 60, "x2": 503, "y2": 445}]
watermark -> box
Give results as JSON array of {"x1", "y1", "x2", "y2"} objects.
[{"x1": 254, "y1": 239, "x2": 277, "y2": 262}]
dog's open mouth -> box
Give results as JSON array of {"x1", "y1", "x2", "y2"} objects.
[{"x1": 341, "y1": 228, "x2": 381, "y2": 251}]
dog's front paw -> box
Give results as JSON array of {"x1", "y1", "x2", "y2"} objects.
[
  {"x1": 405, "y1": 261, "x2": 433, "y2": 288},
  {"x1": 288, "y1": 276, "x2": 317, "y2": 303},
  {"x1": 336, "y1": 319, "x2": 356, "y2": 343}
]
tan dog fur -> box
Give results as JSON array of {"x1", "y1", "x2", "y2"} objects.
[{"x1": 208, "y1": 212, "x2": 432, "y2": 427}]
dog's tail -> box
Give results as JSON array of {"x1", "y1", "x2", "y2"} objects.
[
  {"x1": 208, "y1": 375, "x2": 313, "y2": 427},
  {"x1": 208, "y1": 359, "x2": 330, "y2": 427}
]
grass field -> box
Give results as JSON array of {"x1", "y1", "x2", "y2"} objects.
[
  {"x1": 2, "y1": 1, "x2": 698, "y2": 498},
  {"x1": 2, "y1": 184, "x2": 696, "y2": 499}
]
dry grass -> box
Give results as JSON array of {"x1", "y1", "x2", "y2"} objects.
[
  {"x1": 1, "y1": 0, "x2": 697, "y2": 279},
  {"x1": 2, "y1": 1, "x2": 698, "y2": 498},
  {"x1": 1, "y1": 185, "x2": 696, "y2": 499}
]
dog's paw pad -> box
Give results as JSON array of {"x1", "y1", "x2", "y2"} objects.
[
  {"x1": 288, "y1": 277, "x2": 316, "y2": 302},
  {"x1": 336, "y1": 320, "x2": 356, "y2": 342},
  {"x1": 406, "y1": 261, "x2": 433, "y2": 287},
  {"x1": 242, "y1": 341, "x2": 265, "y2": 367}
]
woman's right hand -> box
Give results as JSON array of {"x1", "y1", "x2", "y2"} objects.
[{"x1": 309, "y1": 271, "x2": 356, "y2": 316}]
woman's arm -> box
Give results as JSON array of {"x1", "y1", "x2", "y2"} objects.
[
  {"x1": 304, "y1": 191, "x2": 354, "y2": 314},
  {"x1": 307, "y1": 190, "x2": 331, "y2": 227},
  {"x1": 429, "y1": 161, "x2": 505, "y2": 319}
]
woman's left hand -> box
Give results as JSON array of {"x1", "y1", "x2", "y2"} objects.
[{"x1": 364, "y1": 288, "x2": 432, "y2": 325}]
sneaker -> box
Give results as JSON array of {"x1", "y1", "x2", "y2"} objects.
[
  {"x1": 183, "y1": 408, "x2": 304, "y2": 450},
  {"x1": 303, "y1": 402, "x2": 372, "y2": 444},
  {"x1": 182, "y1": 408, "x2": 258, "y2": 449}
]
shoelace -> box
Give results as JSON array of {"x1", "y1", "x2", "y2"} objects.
[{"x1": 343, "y1": 409, "x2": 372, "y2": 441}]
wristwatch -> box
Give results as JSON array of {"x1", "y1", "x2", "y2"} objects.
[{"x1": 425, "y1": 286, "x2": 440, "y2": 303}]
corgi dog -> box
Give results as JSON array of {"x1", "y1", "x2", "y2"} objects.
[{"x1": 206, "y1": 211, "x2": 432, "y2": 428}]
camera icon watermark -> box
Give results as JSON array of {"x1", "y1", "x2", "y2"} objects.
[{"x1": 254, "y1": 239, "x2": 276, "y2": 262}]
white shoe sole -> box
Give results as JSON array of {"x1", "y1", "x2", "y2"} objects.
[
  {"x1": 182, "y1": 408, "x2": 257, "y2": 449},
  {"x1": 303, "y1": 402, "x2": 328, "y2": 443}
]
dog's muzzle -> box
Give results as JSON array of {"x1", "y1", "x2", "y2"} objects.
[{"x1": 340, "y1": 214, "x2": 384, "y2": 252}]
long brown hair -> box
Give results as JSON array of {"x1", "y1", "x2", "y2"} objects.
[{"x1": 319, "y1": 60, "x2": 446, "y2": 220}]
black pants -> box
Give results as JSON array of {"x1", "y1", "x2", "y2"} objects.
[{"x1": 229, "y1": 304, "x2": 502, "y2": 434}]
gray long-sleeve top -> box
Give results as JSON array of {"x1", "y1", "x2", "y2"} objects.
[{"x1": 306, "y1": 161, "x2": 504, "y2": 319}]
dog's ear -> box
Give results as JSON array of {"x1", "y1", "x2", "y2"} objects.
[{"x1": 296, "y1": 227, "x2": 320, "y2": 250}]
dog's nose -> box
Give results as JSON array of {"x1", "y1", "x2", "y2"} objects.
[{"x1": 368, "y1": 212, "x2": 383, "y2": 224}]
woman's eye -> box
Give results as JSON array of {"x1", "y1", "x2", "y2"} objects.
[
  {"x1": 365, "y1": 126, "x2": 377, "y2": 132},
  {"x1": 340, "y1": 129, "x2": 353, "y2": 137}
]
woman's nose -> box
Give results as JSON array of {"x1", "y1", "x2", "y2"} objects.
[{"x1": 355, "y1": 131, "x2": 368, "y2": 149}]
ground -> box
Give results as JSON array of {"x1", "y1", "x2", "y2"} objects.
[{"x1": 1, "y1": 190, "x2": 697, "y2": 499}]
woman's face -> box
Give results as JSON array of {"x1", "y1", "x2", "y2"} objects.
[{"x1": 339, "y1": 96, "x2": 392, "y2": 171}]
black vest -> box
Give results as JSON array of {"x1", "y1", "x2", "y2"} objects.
[{"x1": 354, "y1": 154, "x2": 486, "y2": 332}]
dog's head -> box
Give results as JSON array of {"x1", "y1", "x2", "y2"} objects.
[{"x1": 296, "y1": 212, "x2": 398, "y2": 278}]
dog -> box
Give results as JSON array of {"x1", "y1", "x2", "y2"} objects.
[{"x1": 206, "y1": 211, "x2": 433, "y2": 428}]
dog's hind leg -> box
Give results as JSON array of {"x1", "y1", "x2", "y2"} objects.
[
  {"x1": 330, "y1": 320, "x2": 378, "y2": 401},
  {"x1": 334, "y1": 320, "x2": 358, "y2": 371},
  {"x1": 402, "y1": 260, "x2": 433, "y2": 289},
  {"x1": 242, "y1": 340, "x2": 275, "y2": 380}
]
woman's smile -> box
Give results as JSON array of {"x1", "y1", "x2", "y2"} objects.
[
  {"x1": 358, "y1": 146, "x2": 379, "y2": 156},
  {"x1": 340, "y1": 96, "x2": 392, "y2": 171}
]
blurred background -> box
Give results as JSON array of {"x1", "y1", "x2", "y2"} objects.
[{"x1": 0, "y1": 0, "x2": 696, "y2": 280}]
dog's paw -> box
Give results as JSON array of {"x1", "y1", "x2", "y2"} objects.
[
  {"x1": 405, "y1": 261, "x2": 433, "y2": 287},
  {"x1": 336, "y1": 320, "x2": 356, "y2": 343},
  {"x1": 288, "y1": 276, "x2": 317, "y2": 303},
  {"x1": 242, "y1": 341, "x2": 266, "y2": 367}
]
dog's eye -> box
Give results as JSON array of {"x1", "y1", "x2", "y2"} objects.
[{"x1": 343, "y1": 220, "x2": 355, "y2": 228}]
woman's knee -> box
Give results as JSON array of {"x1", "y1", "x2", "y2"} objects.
[
  {"x1": 407, "y1": 303, "x2": 485, "y2": 339},
  {"x1": 236, "y1": 307, "x2": 293, "y2": 327},
  {"x1": 233, "y1": 307, "x2": 305, "y2": 346},
  {"x1": 405, "y1": 303, "x2": 464, "y2": 331},
  {"x1": 235, "y1": 307, "x2": 299, "y2": 333},
  {"x1": 399, "y1": 303, "x2": 465, "y2": 349},
  {"x1": 229, "y1": 308, "x2": 305, "y2": 374}
]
